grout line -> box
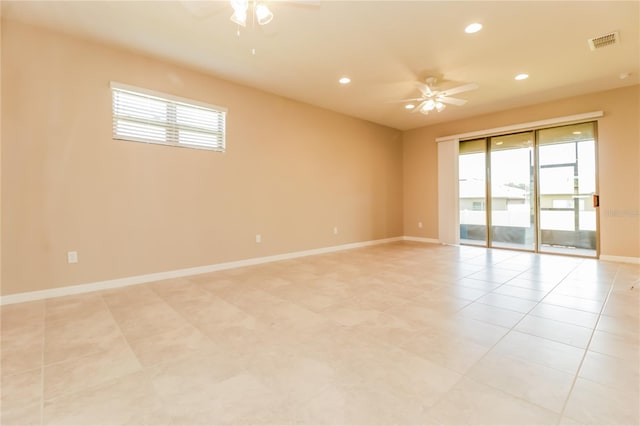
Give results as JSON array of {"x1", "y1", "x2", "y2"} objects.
[
  {"x1": 40, "y1": 296, "x2": 144, "y2": 405},
  {"x1": 147, "y1": 272, "x2": 342, "y2": 408},
  {"x1": 146, "y1": 283, "x2": 227, "y2": 351},
  {"x1": 90, "y1": 292, "x2": 187, "y2": 415},
  {"x1": 495, "y1": 258, "x2": 584, "y2": 340},
  {"x1": 427, "y1": 256, "x2": 586, "y2": 418},
  {"x1": 410, "y1": 250, "x2": 579, "y2": 412},
  {"x1": 40, "y1": 346, "x2": 117, "y2": 370},
  {"x1": 557, "y1": 265, "x2": 620, "y2": 420},
  {"x1": 410, "y1": 254, "x2": 545, "y2": 414},
  {"x1": 96, "y1": 293, "x2": 142, "y2": 368}
]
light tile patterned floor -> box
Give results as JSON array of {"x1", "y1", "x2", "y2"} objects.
[{"x1": 1, "y1": 242, "x2": 639, "y2": 425}]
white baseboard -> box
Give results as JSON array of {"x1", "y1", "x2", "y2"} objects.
[
  {"x1": 599, "y1": 255, "x2": 640, "y2": 264},
  {"x1": 403, "y1": 236, "x2": 441, "y2": 244},
  {"x1": 0, "y1": 236, "x2": 403, "y2": 305},
  {"x1": 6, "y1": 237, "x2": 634, "y2": 305}
]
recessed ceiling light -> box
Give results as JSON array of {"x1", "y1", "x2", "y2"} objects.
[
  {"x1": 573, "y1": 131, "x2": 582, "y2": 135},
  {"x1": 515, "y1": 73, "x2": 529, "y2": 80},
  {"x1": 465, "y1": 23, "x2": 483, "y2": 34},
  {"x1": 495, "y1": 141, "x2": 504, "y2": 145},
  {"x1": 405, "y1": 104, "x2": 415, "y2": 110},
  {"x1": 339, "y1": 77, "x2": 351, "y2": 85}
]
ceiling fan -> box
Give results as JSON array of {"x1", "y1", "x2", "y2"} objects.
[
  {"x1": 180, "y1": 0, "x2": 319, "y2": 54},
  {"x1": 400, "y1": 77, "x2": 479, "y2": 115},
  {"x1": 180, "y1": 0, "x2": 319, "y2": 23}
]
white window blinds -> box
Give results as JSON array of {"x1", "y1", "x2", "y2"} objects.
[{"x1": 111, "y1": 82, "x2": 227, "y2": 152}]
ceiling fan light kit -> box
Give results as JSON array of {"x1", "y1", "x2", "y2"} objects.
[
  {"x1": 230, "y1": 0, "x2": 273, "y2": 28},
  {"x1": 255, "y1": 3, "x2": 274, "y2": 25},
  {"x1": 418, "y1": 99, "x2": 445, "y2": 114},
  {"x1": 230, "y1": 0, "x2": 248, "y2": 26}
]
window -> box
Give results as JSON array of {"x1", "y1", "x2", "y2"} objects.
[
  {"x1": 472, "y1": 201, "x2": 485, "y2": 211},
  {"x1": 111, "y1": 82, "x2": 226, "y2": 152}
]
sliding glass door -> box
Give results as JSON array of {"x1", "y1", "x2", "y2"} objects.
[
  {"x1": 459, "y1": 139, "x2": 487, "y2": 246},
  {"x1": 458, "y1": 122, "x2": 598, "y2": 257},
  {"x1": 537, "y1": 123, "x2": 597, "y2": 256},
  {"x1": 489, "y1": 132, "x2": 535, "y2": 250}
]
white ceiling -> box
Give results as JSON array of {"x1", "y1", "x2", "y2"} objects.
[{"x1": 2, "y1": 1, "x2": 639, "y2": 130}]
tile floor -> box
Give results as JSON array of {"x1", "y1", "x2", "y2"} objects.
[{"x1": 1, "y1": 242, "x2": 639, "y2": 425}]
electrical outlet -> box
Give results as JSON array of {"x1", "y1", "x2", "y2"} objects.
[
  {"x1": 67, "y1": 251, "x2": 78, "y2": 264},
  {"x1": 255, "y1": 234, "x2": 262, "y2": 243},
  {"x1": 418, "y1": 222, "x2": 423, "y2": 228},
  {"x1": 333, "y1": 226, "x2": 338, "y2": 235}
]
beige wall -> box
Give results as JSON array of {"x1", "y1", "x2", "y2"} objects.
[
  {"x1": 404, "y1": 85, "x2": 640, "y2": 259},
  {"x1": 3, "y1": 20, "x2": 638, "y2": 298},
  {"x1": 1, "y1": 20, "x2": 403, "y2": 296},
  {"x1": 0, "y1": 15, "x2": 3, "y2": 292}
]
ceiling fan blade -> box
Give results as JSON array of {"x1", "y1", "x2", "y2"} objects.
[
  {"x1": 412, "y1": 101, "x2": 428, "y2": 113},
  {"x1": 438, "y1": 96, "x2": 468, "y2": 106},
  {"x1": 388, "y1": 97, "x2": 425, "y2": 103},
  {"x1": 440, "y1": 83, "x2": 478, "y2": 97},
  {"x1": 415, "y1": 82, "x2": 433, "y2": 97}
]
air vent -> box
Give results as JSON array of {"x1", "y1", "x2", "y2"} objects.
[{"x1": 588, "y1": 32, "x2": 619, "y2": 51}]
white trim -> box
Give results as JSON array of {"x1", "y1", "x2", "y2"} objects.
[
  {"x1": 403, "y1": 236, "x2": 441, "y2": 244},
  {"x1": 0, "y1": 237, "x2": 402, "y2": 305},
  {"x1": 599, "y1": 255, "x2": 640, "y2": 264},
  {"x1": 435, "y1": 111, "x2": 603, "y2": 143}
]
